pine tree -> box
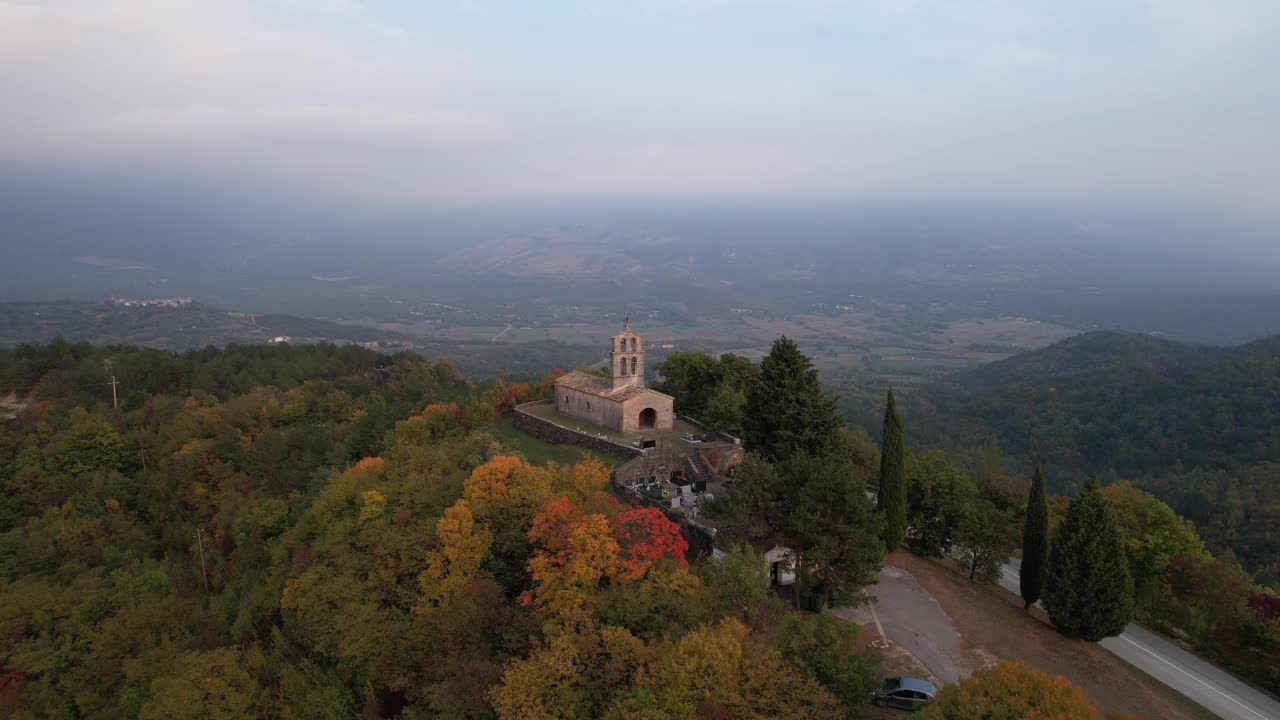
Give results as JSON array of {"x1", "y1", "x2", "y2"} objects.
[
  {"x1": 1043, "y1": 477, "x2": 1135, "y2": 641},
  {"x1": 742, "y1": 337, "x2": 842, "y2": 463},
  {"x1": 1020, "y1": 465, "x2": 1049, "y2": 610},
  {"x1": 876, "y1": 388, "x2": 907, "y2": 550}
]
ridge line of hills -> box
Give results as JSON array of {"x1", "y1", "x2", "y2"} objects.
[
  {"x1": 917, "y1": 330, "x2": 1280, "y2": 479},
  {"x1": 906, "y1": 329, "x2": 1280, "y2": 583},
  {"x1": 952, "y1": 329, "x2": 1280, "y2": 391}
]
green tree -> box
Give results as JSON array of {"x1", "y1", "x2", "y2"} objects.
[
  {"x1": 905, "y1": 452, "x2": 966, "y2": 558},
  {"x1": 743, "y1": 337, "x2": 842, "y2": 463},
  {"x1": 702, "y1": 381, "x2": 748, "y2": 437},
  {"x1": 1021, "y1": 466, "x2": 1050, "y2": 610},
  {"x1": 347, "y1": 392, "x2": 390, "y2": 461},
  {"x1": 654, "y1": 352, "x2": 760, "y2": 431},
  {"x1": 652, "y1": 352, "x2": 717, "y2": 418},
  {"x1": 775, "y1": 610, "x2": 880, "y2": 716},
  {"x1": 726, "y1": 453, "x2": 884, "y2": 609},
  {"x1": 54, "y1": 408, "x2": 127, "y2": 475},
  {"x1": 877, "y1": 388, "x2": 908, "y2": 550},
  {"x1": 955, "y1": 496, "x2": 1020, "y2": 583},
  {"x1": 1101, "y1": 481, "x2": 1209, "y2": 611},
  {"x1": 1044, "y1": 478, "x2": 1135, "y2": 641},
  {"x1": 701, "y1": 544, "x2": 771, "y2": 622},
  {"x1": 138, "y1": 648, "x2": 262, "y2": 720},
  {"x1": 780, "y1": 453, "x2": 885, "y2": 608}
]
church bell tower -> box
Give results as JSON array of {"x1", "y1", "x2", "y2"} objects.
[{"x1": 610, "y1": 316, "x2": 645, "y2": 391}]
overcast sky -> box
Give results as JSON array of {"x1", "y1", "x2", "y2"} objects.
[{"x1": 1, "y1": 0, "x2": 1277, "y2": 217}]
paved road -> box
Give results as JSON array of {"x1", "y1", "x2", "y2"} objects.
[
  {"x1": 1000, "y1": 560, "x2": 1280, "y2": 720},
  {"x1": 837, "y1": 565, "x2": 973, "y2": 685}
]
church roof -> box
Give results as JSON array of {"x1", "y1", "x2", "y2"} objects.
[{"x1": 555, "y1": 370, "x2": 672, "y2": 402}]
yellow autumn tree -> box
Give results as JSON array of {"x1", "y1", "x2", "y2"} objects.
[
  {"x1": 620, "y1": 617, "x2": 841, "y2": 720},
  {"x1": 358, "y1": 489, "x2": 387, "y2": 521},
  {"x1": 416, "y1": 499, "x2": 492, "y2": 614},
  {"x1": 919, "y1": 660, "x2": 1104, "y2": 720},
  {"x1": 488, "y1": 624, "x2": 646, "y2": 720},
  {"x1": 548, "y1": 456, "x2": 614, "y2": 503},
  {"x1": 488, "y1": 634, "x2": 586, "y2": 720},
  {"x1": 633, "y1": 618, "x2": 747, "y2": 713}
]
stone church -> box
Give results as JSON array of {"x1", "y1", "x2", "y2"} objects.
[{"x1": 554, "y1": 322, "x2": 675, "y2": 433}]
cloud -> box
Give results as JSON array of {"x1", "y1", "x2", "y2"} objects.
[{"x1": 0, "y1": 0, "x2": 1276, "y2": 217}]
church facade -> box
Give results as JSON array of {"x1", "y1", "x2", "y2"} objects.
[{"x1": 554, "y1": 323, "x2": 675, "y2": 433}]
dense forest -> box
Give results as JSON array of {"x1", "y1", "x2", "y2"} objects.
[
  {"x1": 952, "y1": 330, "x2": 1280, "y2": 391},
  {"x1": 924, "y1": 355, "x2": 1280, "y2": 475},
  {"x1": 859, "y1": 333, "x2": 1280, "y2": 583},
  {"x1": 3, "y1": 337, "x2": 1278, "y2": 717},
  {"x1": 0, "y1": 341, "x2": 889, "y2": 719}
]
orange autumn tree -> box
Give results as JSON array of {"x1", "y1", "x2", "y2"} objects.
[
  {"x1": 520, "y1": 494, "x2": 695, "y2": 628},
  {"x1": 351, "y1": 456, "x2": 385, "y2": 474},
  {"x1": 523, "y1": 502, "x2": 621, "y2": 624},
  {"x1": 527, "y1": 496, "x2": 586, "y2": 554},
  {"x1": 463, "y1": 454, "x2": 614, "y2": 518},
  {"x1": 464, "y1": 455, "x2": 552, "y2": 509},
  {"x1": 919, "y1": 661, "x2": 1104, "y2": 720}
]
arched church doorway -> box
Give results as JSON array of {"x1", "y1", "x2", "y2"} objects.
[{"x1": 639, "y1": 407, "x2": 657, "y2": 429}]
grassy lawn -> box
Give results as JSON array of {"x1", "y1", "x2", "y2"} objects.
[
  {"x1": 488, "y1": 419, "x2": 626, "y2": 468},
  {"x1": 523, "y1": 401, "x2": 628, "y2": 441}
]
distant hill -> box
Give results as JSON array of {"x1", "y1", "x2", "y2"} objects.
[
  {"x1": 953, "y1": 330, "x2": 1279, "y2": 391},
  {"x1": 868, "y1": 330, "x2": 1280, "y2": 581},
  {"x1": 0, "y1": 300, "x2": 413, "y2": 350},
  {"x1": 916, "y1": 334, "x2": 1280, "y2": 481}
]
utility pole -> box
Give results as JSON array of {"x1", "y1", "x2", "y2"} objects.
[
  {"x1": 196, "y1": 528, "x2": 209, "y2": 596},
  {"x1": 108, "y1": 375, "x2": 119, "y2": 409}
]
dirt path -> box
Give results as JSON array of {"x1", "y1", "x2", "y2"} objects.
[{"x1": 887, "y1": 551, "x2": 1200, "y2": 720}]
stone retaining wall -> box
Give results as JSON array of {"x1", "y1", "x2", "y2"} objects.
[
  {"x1": 513, "y1": 400, "x2": 643, "y2": 461},
  {"x1": 677, "y1": 414, "x2": 741, "y2": 446},
  {"x1": 613, "y1": 449, "x2": 686, "y2": 488}
]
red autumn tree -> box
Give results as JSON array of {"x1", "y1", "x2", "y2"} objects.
[{"x1": 610, "y1": 506, "x2": 689, "y2": 580}]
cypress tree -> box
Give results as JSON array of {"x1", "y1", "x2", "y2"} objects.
[
  {"x1": 1020, "y1": 466, "x2": 1049, "y2": 610},
  {"x1": 1043, "y1": 477, "x2": 1135, "y2": 641},
  {"x1": 877, "y1": 388, "x2": 907, "y2": 550}
]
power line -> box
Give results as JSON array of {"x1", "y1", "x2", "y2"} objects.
[{"x1": 195, "y1": 527, "x2": 209, "y2": 596}]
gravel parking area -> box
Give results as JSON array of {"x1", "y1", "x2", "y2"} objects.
[{"x1": 887, "y1": 551, "x2": 1200, "y2": 720}]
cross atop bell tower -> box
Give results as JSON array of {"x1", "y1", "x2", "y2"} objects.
[{"x1": 610, "y1": 319, "x2": 644, "y2": 391}]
